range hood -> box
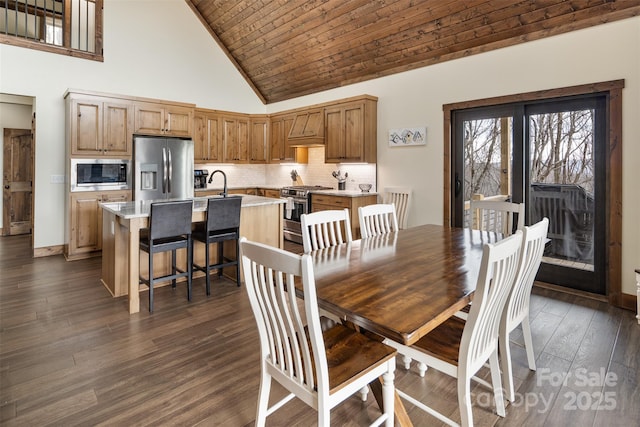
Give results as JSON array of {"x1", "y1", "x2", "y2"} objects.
[{"x1": 287, "y1": 108, "x2": 325, "y2": 146}]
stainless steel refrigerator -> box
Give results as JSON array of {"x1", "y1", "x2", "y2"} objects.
[{"x1": 133, "y1": 136, "x2": 194, "y2": 201}]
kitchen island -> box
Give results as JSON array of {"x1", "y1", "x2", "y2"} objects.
[{"x1": 100, "y1": 195, "x2": 284, "y2": 313}]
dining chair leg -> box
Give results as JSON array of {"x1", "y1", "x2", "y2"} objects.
[
  {"x1": 255, "y1": 372, "x2": 272, "y2": 426},
  {"x1": 235, "y1": 240, "x2": 241, "y2": 286},
  {"x1": 171, "y1": 249, "x2": 177, "y2": 288},
  {"x1": 205, "y1": 239, "x2": 211, "y2": 296},
  {"x1": 148, "y1": 251, "x2": 154, "y2": 313},
  {"x1": 522, "y1": 316, "x2": 537, "y2": 370},
  {"x1": 489, "y1": 350, "x2": 506, "y2": 417},
  {"x1": 458, "y1": 375, "x2": 473, "y2": 427},
  {"x1": 499, "y1": 330, "x2": 516, "y2": 403},
  {"x1": 187, "y1": 240, "x2": 192, "y2": 301}
]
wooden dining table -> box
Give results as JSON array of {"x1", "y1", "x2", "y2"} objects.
[{"x1": 305, "y1": 224, "x2": 502, "y2": 426}]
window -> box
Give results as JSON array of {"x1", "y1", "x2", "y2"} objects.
[{"x1": 0, "y1": 0, "x2": 102, "y2": 61}]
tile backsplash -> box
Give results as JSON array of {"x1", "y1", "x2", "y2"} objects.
[{"x1": 199, "y1": 147, "x2": 377, "y2": 192}]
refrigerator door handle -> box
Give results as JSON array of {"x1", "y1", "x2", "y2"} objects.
[
  {"x1": 162, "y1": 146, "x2": 168, "y2": 194},
  {"x1": 167, "y1": 148, "x2": 173, "y2": 194}
]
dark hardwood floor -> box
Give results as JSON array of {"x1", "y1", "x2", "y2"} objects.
[{"x1": 1, "y1": 234, "x2": 638, "y2": 426}]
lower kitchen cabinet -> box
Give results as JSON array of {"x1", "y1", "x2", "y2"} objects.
[
  {"x1": 310, "y1": 193, "x2": 377, "y2": 239},
  {"x1": 67, "y1": 190, "x2": 131, "y2": 260}
]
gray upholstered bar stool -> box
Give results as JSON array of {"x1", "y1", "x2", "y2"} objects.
[
  {"x1": 192, "y1": 196, "x2": 242, "y2": 295},
  {"x1": 139, "y1": 199, "x2": 194, "y2": 313}
]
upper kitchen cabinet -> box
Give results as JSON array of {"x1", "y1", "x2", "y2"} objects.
[
  {"x1": 287, "y1": 108, "x2": 324, "y2": 146},
  {"x1": 269, "y1": 112, "x2": 308, "y2": 163},
  {"x1": 249, "y1": 115, "x2": 269, "y2": 163},
  {"x1": 222, "y1": 113, "x2": 250, "y2": 163},
  {"x1": 66, "y1": 93, "x2": 134, "y2": 157},
  {"x1": 324, "y1": 96, "x2": 377, "y2": 163},
  {"x1": 193, "y1": 108, "x2": 222, "y2": 163},
  {"x1": 134, "y1": 102, "x2": 194, "y2": 137}
]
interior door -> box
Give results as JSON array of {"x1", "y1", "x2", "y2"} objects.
[
  {"x1": 3, "y1": 128, "x2": 33, "y2": 236},
  {"x1": 452, "y1": 95, "x2": 606, "y2": 294}
]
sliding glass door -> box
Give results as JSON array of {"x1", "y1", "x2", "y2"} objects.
[{"x1": 452, "y1": 95, "x2": 606, "y2": 294}]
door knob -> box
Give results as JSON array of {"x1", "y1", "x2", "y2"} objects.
[{"x1": 4, "y1": 185, "x2": 9, "y2": 189}]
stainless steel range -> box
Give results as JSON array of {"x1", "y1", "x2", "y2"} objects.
[{"x1": 281, "y1": 185, "x2": 333, "y2": 244}]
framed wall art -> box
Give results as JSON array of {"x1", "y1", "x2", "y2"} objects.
[{"x1": 388, "y1": 127, "x2": 427, "y2": 147}]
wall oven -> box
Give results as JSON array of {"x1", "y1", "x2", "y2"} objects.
[
  {"x1": 281, "y1": 185, "x2": 332, "y2": 244},
  {"x1": 70, "y1": 158, "x2": 131, "y2": 192}
]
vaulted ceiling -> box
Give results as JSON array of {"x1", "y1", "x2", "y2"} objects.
[{"x1": 185, "y1": 0, "x2": 640, "y2": 104}]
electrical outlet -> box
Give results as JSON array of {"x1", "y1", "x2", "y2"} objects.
[{"x1": 50, "y1": 175, "x2": 65, "y2": 184}]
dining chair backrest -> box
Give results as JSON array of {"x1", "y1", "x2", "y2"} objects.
[
  {"x1": 358, "y1": 203, "x2": 399, "y2": 239},
  {"x1": 469, "y1": 199, "x2": 525, "y2": 236},
  {"x1": 461, "y1": 231, "x2": 522, "y2": 377},
  {"x1": 300, "y1": 208, "x2": 353, "y2": 253},
  {"x1": 383, "y1": 186, "x2": 412, "y2": 229},
  {"x1": 240, "y1": 238, "x2": 322, "y2": 397},
  {"x1": 503, "y1": 217, "x2": 549, "y2": 332},
  {"x1": 149, "y1": 200, "x2": 193, "y2": 240}
]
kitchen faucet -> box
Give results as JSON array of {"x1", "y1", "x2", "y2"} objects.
[{"x1": 208, "y1": 169, "x2": 228, "y2": 197}]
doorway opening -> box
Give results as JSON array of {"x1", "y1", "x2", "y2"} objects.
[{"x1": 444, "y1": 81, "x2": 623, "y2": 305}]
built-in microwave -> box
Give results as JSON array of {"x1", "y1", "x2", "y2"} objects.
[{"x1": 70, "y1": 158, "x2": 131, "y2": 192}]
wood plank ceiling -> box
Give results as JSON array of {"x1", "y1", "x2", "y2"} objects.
[{"x1": 185, "y1": 0, "x2": 640, "y2": 104}]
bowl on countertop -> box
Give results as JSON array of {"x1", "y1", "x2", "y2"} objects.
[{"x1": 358, "y1": 183, "x2": 372, "y2": 192}]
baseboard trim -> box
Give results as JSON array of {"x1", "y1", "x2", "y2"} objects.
[
  {"x1": 534, "y1": 280, "x2": 637, "y2": 313},
  {"x1": 33, "y1": 245, "x2": 64, "y2": 258},
  {"x1": 620, "y1": 292, "x2": 638, "y2": 313}
]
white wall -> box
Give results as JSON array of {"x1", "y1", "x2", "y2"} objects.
[
  {"x1": 0, "y1": 2, "x2": 638, "y2": 296},
  {"x1": 0, "y1": 0, "x2": 264, "y2": 248},
  {"x1": 267, "y1": 18, "x2": 640, "y2": 296}
]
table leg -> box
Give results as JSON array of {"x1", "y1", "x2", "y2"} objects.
[
  {"x1": 128, "y1": 218, "x2": 141, "y2": 314},
  {"x1": 370, "y1": 377, "x2": 413, "y2": 427}
]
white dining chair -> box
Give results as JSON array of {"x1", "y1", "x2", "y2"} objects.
[
  {"x1": 239, "y1": 238, "x2": 397, "y2": 427},
  {"x1": 300, "y1": 209, "x2": 353, "y2": 254},
  {"x1": 358, "y1": 203, "x2": 399, "y2": 239},
  {"x1": 500, "y1": 217, "x2": 549, "y2": 402},
  {"x1": 383, "y1": 231, "x2": 523, "y2": 427},
  {"x1": 383, "y1": 186, "x2": 412, "y2": 229},
  {"x1": 469, "y1": 199, "x2": 525, "y2": 236}
]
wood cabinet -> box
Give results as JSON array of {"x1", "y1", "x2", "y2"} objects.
[
  {"x1": 134, "y1": 102, "x2": 193, "y2": 137},
  {"x1": 193, "y1": 109, "x2": 222, "y2": 163},
  {"x1": 249, "y1": 116, "x2": 269, "y2": 163},
  {"x1": 310, "y1": 193, "x2": 377, "y2": 239},
  {"x1": 262, "y1": 189, "x2": 282, "y2": 198},
  {"x1": 222, "y1": 114, "x2": 250, "y2": 163},
  {"x1": 288, "y1": 108, "x2": 324, "y2": 146},
  {"x1": 269, "y1": 113, "x2": 308, "y2": 163},
  {"x1": 67, "y1": 96, "x2": 133, "y2": 157},
  {"x1": 67, "y1": 190, "x2": 131, "y2": 260},
  {"x1": 324, "y1": 97, "x2": 377, "y2": 163}
]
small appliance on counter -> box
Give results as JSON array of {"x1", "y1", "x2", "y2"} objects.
[{"x1": 194, "y1": 169, "x2": 209, "y2": 189}]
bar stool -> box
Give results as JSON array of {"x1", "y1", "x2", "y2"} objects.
[
  {"x1": 139, "y1": 200, "x2": 194, "y2": 313},
  {"x1": 192, "y1": 196, "x2": 242, "y2": 294}
]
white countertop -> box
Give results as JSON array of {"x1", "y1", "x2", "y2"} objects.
[
  {"x1": 309, "y1": 189, "x2": 378, "y2": 197},
  {"x1": 100, "y1": 194, "x2": 284, "y2": 219}
]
